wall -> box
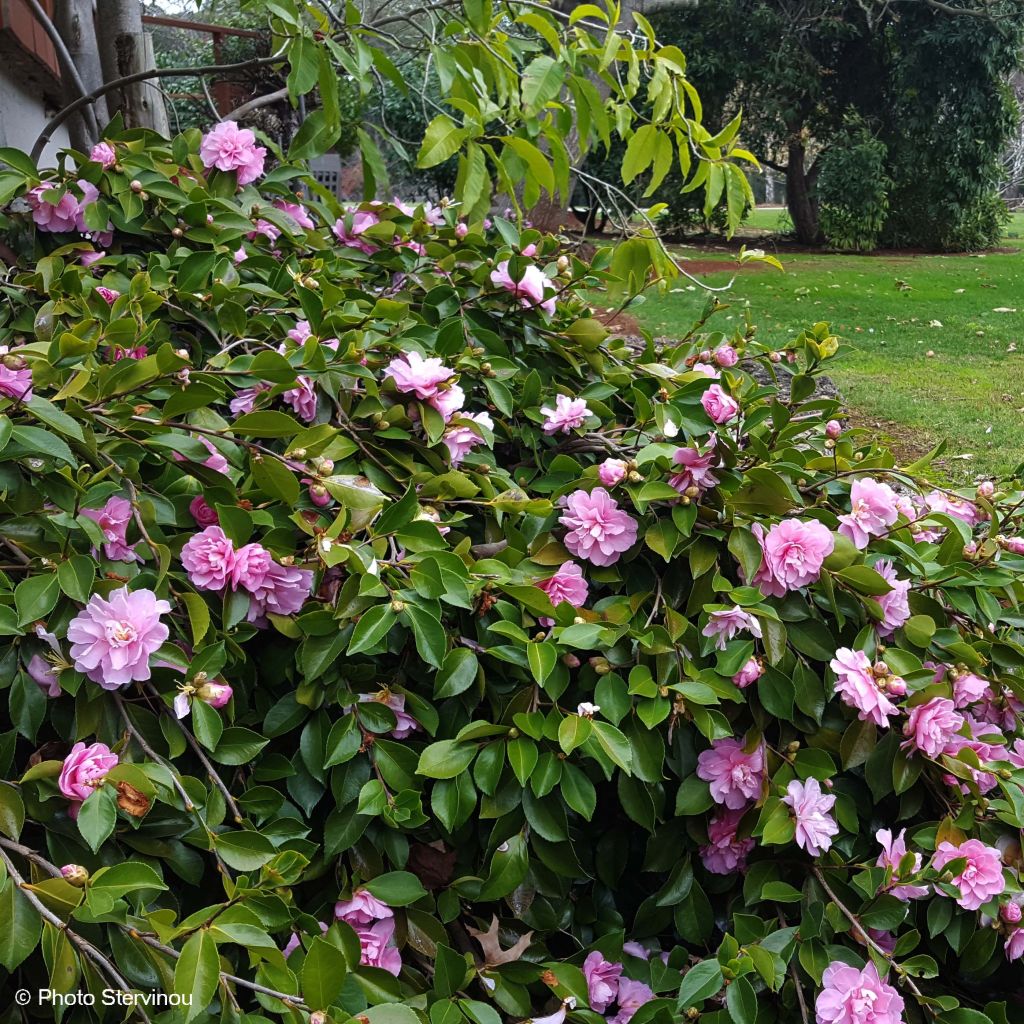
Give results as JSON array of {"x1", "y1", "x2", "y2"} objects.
[{"x1": 0, "y1": 70, "x2": 69, "y2": 166}]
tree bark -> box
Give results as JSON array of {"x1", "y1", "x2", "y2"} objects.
[
  {"x1": 54, "y1": 0, "x2": 109, "y2": 150},
  {"x1": 96, "y1": 0, "x2": 167, "y2": 131},
  {"x1": 786, "y1": 137, "x2": 821, "y2": 245}
]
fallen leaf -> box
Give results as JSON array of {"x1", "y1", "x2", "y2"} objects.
[{"x1": 467, "y1": 915, "x2": 535, "y2": 967}]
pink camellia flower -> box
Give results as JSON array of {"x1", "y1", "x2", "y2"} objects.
[
  {"x1": 82, "y1": 496, "x2": 137, "y2": 563},
  {"x1": 713, "y1": 344, "x2": 738, "y2": 367},
  {"x1": 490, "y1": 260, "x2": 556, "y2": 315},
  {"x1": 27, "y1": 182, "x2": 80, "y2": 232},
  {"x1": 537, "y1": 561, "x2": 589, "y2": 609},
  {"x1": 189, "y1": 496, "x2": 219, "y2": 527},
  {"x1": 838, "y1": 478, "x2": 899, "y2": 549},
  {"x1": 1003, "y1": 537, "x2": 1024, "y2": 555},
  {"x1": 245, "y1": 559, "x2": 314, "y2": 621},
  {"x1": 111, "y1": 345, "x2": 147, "y2": 362},
  {"x1": 282, "y1": 921, "x2": 329, "y2": 958},
  {"x1": 696, "y1": 737, "x2": 765, "y2": 809},
  {"x1": 90, "y1": 141, "x2": 116, "y2": 168},
  {"x1": 669, "y1": 446, "x2": 720, "y2": 496},
  {"x1": 428, "y1": 382, "x2": 465, "y2": 422},
  {"x1": 732, "y1": 657, "x2": 763, "y2": 689},
  {"x1": 702, "y1": 605, "x2": 762, "y2": 651},
  {"x1": 598, "y1": 458, "x2": 628, "y2": 487},
  {"x1": 198, "y1": 681, "x2": 232, "y2": 709},
  {"x1": 274, "y1": 199, "x2": 315, "y2": 231},
  {"x1": 283, "y1": 377, "x2": 318, "y2": 422},
  {"x1": 583, "y1": 952, "x2": 622, "y2": 1013},
  {"x1": 875, "y1": 828, "x2": 928, "y2": 901},
  {"x1": 443, "y1": 411, "x2": 492, "y2": 466},
  {"x1": 67, "y1": 587, "x2": 170, "y2": 689},
  {"x1": 977, "y1": 686, "x2": 1024, "y2": 731},
  {"x1": 27, "y1": 654, "x2": 61, "y2": 698},
  {"x1": 229, "y1": 542, "x2": 272, "y2": 593},
  {"x1": 559, "y1": 488, "x2": 638, "y2": 567},
  {"x1": 951, "y1": 670, "x2": 989, "y2": 709},
  {"x1": 521, "y1": 243, "x2": 538, "y2": 258},
  {"x1": 1003, "y1": 901, "x2": 1023, "y2": 924},
  {"x1": 751, "y1": 519, "x2": 835, "y2": 598},
  {"x1": 181, "y1": 525, "x2": 236, "y2": 591},
  {"x1": 80, "y1": 250, "x2": 105, "y2": 267},
  {"x1": 199, "y1": 122, "x2": 267, "y2": 185},
  {"x1": 608, "y1": 978, "x2": 654, "y2": 1024},
  {"x1": 1007, "y1": 928, "x2": 1024, "y2": 962},
  {"x1": 700, "y1": 384, "x2": 739, "y2": 424},
  {"x1": 393, "y1": 198, "x2": 445, "y2": 225},
  {"x1": 59, "y1": 741, "x2": 118, "y2": 804},
  {"x1": 0, "y1": 359, "x2": 33, "y2": 403},
  {"x1": 926, "y1": 490, "x2": 984, "y2": 526},
  {"x1": 825, "y1": 420, "x2": 842, "y2": 439},
  {"x1": 173, "y1": 436, "x2": 230, "y2": 474},
  {"x1": 903, "y1": 697, "x2": 963, "y2": 758},
  {"x1": 700, "y1": 807, "x2": 755, "y2": 874},
  {"x1": 814, "y1": 961, "x2": 904, "y2": 1024},
  {"x1": 383, "y1": 351, "x2": 454, "y2": 400},
  {"x1": 690, "y1": 362, "x2": 719, "y2": 379},
  {"x1": 932, "y1": 839, "x2": 1006, "y2": 910},
  {"x1": 95, "y1": 286, "x2": 119, "y2": 305},
  {"x1": 336, "y1": 888, "x2": 394, "y2": 926},
  {"x1": 287, "y1": 320, "x2": 313, "y2": 345},
  {"x1": 541, "y1": 394, "x2": 590, "y2": 434},
  {"x1": 248, "y1": 218, "x2": 281, "y2": 243},
  {"x1": 230, "y1": 382, "x2": 270, "y2": 417},
  {"x1": 830, "y1": 648, "x2": 899, "y2": 727},
  {"x1": 332, "y1": 209, "x2": 380, "y2": 254},
  {"x1": 455, "y1": 222, "x2": 468, "y2": 239},
  {"x1": 782, "y1": 777, "x2": 838, "y2": 856},
  {"x1": 355, "y1": 917, "x2": 402, "y2": 976},
  {"x1": 874, "y1": 560, "x2": 910, "y2": 637}
]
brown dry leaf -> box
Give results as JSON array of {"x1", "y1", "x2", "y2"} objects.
[
  {"x1": 466, "y1": 915, "x2": 534, "y2": 967},
  {"x1": 115, "y1": 781, "x2": 151, "y2": 818}
]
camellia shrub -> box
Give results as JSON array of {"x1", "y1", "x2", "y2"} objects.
[{"x1": 0, "y1": 124, "x2": 1023, "y2": 1024}]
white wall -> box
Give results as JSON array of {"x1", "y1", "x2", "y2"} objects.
[{"x1": 0, "y1": 70, "x2": 70, "y2": 167}]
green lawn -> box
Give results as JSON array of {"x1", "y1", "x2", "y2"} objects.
[{"x1": 629, "y1": 211, "x2": 1024, "y2": 483}]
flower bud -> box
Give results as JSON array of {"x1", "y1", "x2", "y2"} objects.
[
  {"x1": 130, "y1": 179, "x2": 143, "y2": 193},
  {"x1": 455, "y1": 222, "x2": 468, "y2": 239},
  {"x1": 197, "y1": 681, "x2": 232, "y2": 709},
  {"x1": 309, "y1": 484, "x2": 332, "y2": 507},
  {"x1": 390, "y1": 600, "x2": 406, "y2": 613},
  {"x1": 627, "y1": 470, "x2": 643, "y2": 483},
  {"x1": 824, "y1": 438, "x2": 835, "y2": 450},
  {"x1": 977, "y1": 480, "x2": 995, "y2": 499},
  {"x1": 171, "y1": 226, "x2": 184, "y2": 238},
  {"x1": 312, "y1": 457, "x2": 335, "y2": 475},
  {"x1": 2, "y1": 353, "x2": 27, "y2": 371},
  {"x1": 310, "y1": 1013, "x2": 327, "y2": 1024},
  {"x1": 1001, "y1": 902, "x2": 1022, "y2": 924},
  {"x1": 825, "y1": 420, "x2": 842, "y2": 438},
  {"x1": 769, "y1": 351, "x2": 782, "y2": 363},
  {"x1": 61, "y1": 864, "x2": 89, "y2": 887},
  {"x1": 589, "y1": 656, "x2": 611, "y2": 675},
  {"x1": 557, "y1": 255, "x2": 570, "y2": 273},
  {"x1": 562, "y1": 653, "x2": 580, "y2": 668}
]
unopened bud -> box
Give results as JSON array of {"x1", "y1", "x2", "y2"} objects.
[
  {"x1": 309, "y1": 484, "x2": 331, "y2": 507},
  {"x1": 390, "y1": 600, "x2": 406, "y2": 613},
  {"x1": 171, "y1": 227, "x2": 184, "y2": 238},
  {"x1": 562, "y1": 654, "x2": 580, "y2": 668},
  {"x1": 627, "y1": 470, "x2": 643, "y2": 483},
  {"x1": 1001, "y1": 902, "x2": 1022, "y2": 924},
  {"x1": 310, "y1": 1013, "x2": 327, "y2": 1024},
  {"x1": 130, "y1": 179, "x2": 143, "y2": 193},
  {"x1": 825, "y1": 420, "x2": 842, "y2": 439},
  {"x1": 977, "y1": 481, "x2": 995, "y2": 499},
  {"x1": 769, "y1": 351, "x2": 782, "y2": 363},
  {"x1": 589, "y1": 656, "x2": 611, "y2": 675},
  {"x1": 2, "y1": 353, "x2": 27, "y2": 371},
  {"x1": 824, "y1": 438, "x2": 836, "y2": 450},
  {"x1": 684, "y1": 485, "x2": 700, "y2": 499},
  {"x1": 61, "y1": 864, "x2": 89, "y2": 887}
]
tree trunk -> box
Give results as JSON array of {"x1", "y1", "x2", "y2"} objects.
[
  {"x1": 786, "y1": 138, "x2": 820, "y2": 245},
  {"x1": 54, "y1": 0, "x2": 109, "y2": 150},
  {"x1": 96, "y1": 0, "x2": 167, "y2": 132}
]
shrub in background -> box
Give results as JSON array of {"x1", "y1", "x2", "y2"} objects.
[{"x1": 0, "y1": 126, "x2": 1022, "y2": 1024}]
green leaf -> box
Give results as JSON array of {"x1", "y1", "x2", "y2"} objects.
[
  {"x1": 725, "y1": 975, "x2": 756, "y2": 1024},
  {"x1": 363, "y1": 871, "x2": 428, "y2": 906},
  {"x1": 558, "y1": 715, "x2": 592, "y2": 754},
  {"x1": 677, "y1": 959, "x2": 723, "y2": 1008},
  {"x1": 418, "y1": 114, "x2": 472, "y2": 169},
  {"x1": 0, "y1": 783, "x2": 25, "y2": 839},
  {"x1": 302, "y1": 935, "x2": 348, "y2": 1009},
  {"x1": 15, "y1": 573, "x2": 59, "y2": 626},
  {"x1": 215, "y1": 830, "x2": 278, "y2": 871},
  {"x1": 435, "y1": 648, "x2": 479, "y2": 698},
  {"x1": 590, "y1": 721, "x2": 633, "y2": 774},
  {"x1": 0, "y1": 876, "x2": 41, "y2": 970},
  {"x1": 417, "y1": 740, "x2": 476, "y2": 779},
  {"x1": 76, "y1": 786, "x2": 117, "y2": 853},
  {"x1": 521, "y1": 55, "x2": 566, "y2": 112},
  {"x1": 174, "y1": 930, "x2": 220, "y2": 1022}
]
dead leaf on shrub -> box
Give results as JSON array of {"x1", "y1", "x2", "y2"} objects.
[
  {"x1": 116, "y1": 781, "x2": 151, "y2": 817},
  {"x1": 466, "y1": 915, "x2": 534, "y2": 966}
]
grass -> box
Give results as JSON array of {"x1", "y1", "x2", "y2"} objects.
[{"x1": 629, "y1": 211, "x2": 1024, "y2": 483}]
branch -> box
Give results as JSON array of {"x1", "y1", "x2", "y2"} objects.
[
  {"x1": 227, "y1": 87, "x2": 290, "y2": 122},
  {"x1": 30, "y1": 47, "x2": 287, "y2": 163}
]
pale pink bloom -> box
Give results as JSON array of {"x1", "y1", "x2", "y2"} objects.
[
  {"x1": 699, "y1": 807, "x2": 754, "y2": 874},
  {"x1": 199, "y1": 681, "x2": 232, "y2": 708},
  {"x1": 669, "y1": 446, "x2": 720, "y2": 496},
  {"x1": 559, "y1": 488, "x2": 638, "y2": 567},
  {"x1": 173, "y1": 437, "x2": 230, "y2": 474},
  {"x1": 111, "y1": 345, "x2": 146, "y2": 361},
  {"x1": 830, "y1": 648, "x2": 899, "y2": 727},
  {"x1": 782, "y1": 777, "x2": 838, "y2": 856},
  {"x1": 1003, "y1": 901, "x2": 1023, "y2": 924},
  {"x1": 0, "y1": 362, "x2": 33, "y2": 402},
  {"x1": 583, "y1": 952, "x2": 621, "y2": 1013},
  {"x1": 181, "y1": 525, "x2": 236, "y2": 591},
  {"x1": 751, "y1": 519, "x2": 834, "y2": 598},
  {"x1": 926, "y1": 490, "x2": 984, "y2": 526},
  {"x1": 199, "y1": 122, "x2": 266, "y2": 185},
  {"x1": 355, "y1": 917, "x2": 402, "y2": 976},
  {"x1": 274, "y1": 200, "x2": 315, "y2": 230},
  {"x1": 393, "y1": 198, "x2": 444, "y2": 225},
  {"x1": 333, "y1": 209, "x2": 380, "y2": 254},
  {"x1": 245, "y1": 559, "x2": 314, "y2": 622},
  {"x1": 81, "y1": 496, "x2": 136, "y2": 563},
  {"x1": 690, "y1": 362, "x2": 719, "y2": 379},
  {"x1": 429, "y1": 382, "x2": 465, "y2": 422},
  {"x1": 814, "y1": 961, "x2": 904, "y2": 1024},
  {"x1": 696, "y1": 737, "x2": 765, "y2": 810},
  {"x1": 825, "y1": 420, "x2": 842, "y2": 439},
  {"x1": 932, "y1": 839, "x2": 1005, "y2": 910},
  {"x1": 443, "y1": 411, "x2": 492, "y2": 466},
  {"x1": 875, "y1": 828, "x2": 928, "y2": 900},
  {"x1": 490, "y1": 260, "x2": 556, "y2": 315},
  {"x1": 902, "y1": 697, "x2": 963, "y2": 758},
  {"x1": 95, "y1": 286, "x2": 119, "y2": 305},
  {"x1": 27, "y1": 183, "x2": 80, "y2": 232},
  {"x1": 951, "y1": 671, "x2": 989, "y2": 708},
  {"x1": 189, "y1": 496, "x2": 219, "y2": 527},
  {"x1": 976, "y1": 687, "x2": 1024, "y2": 731},
  {"x1": 541, "y1": 394, "x2": 590, "y2": 434},
  {"x1": 234, "y1": 246, "x2": 247, "y2": 264},
  {"x1": 288, "y1": 321, "x2": 313, "y2": 345},
  {"x1": 700, "y1": 384, "x2": 739, "y2": 424},
  {"x1": 838, "y1": 478, "x2": 898, "y2": 549},
  {"x1": 230, "y1": 382, "x2": 270, "y2": 416},
  {"x1": 248, "y1": 219, "x2": 281, "y2": 243},
  {"x1": 283, "y1": 377, "x2": 318, "y2": 422},
  {"x1": 27, "y1": 654, "x2": 61, "y2": 697},
  {"x1": 977, "y1": 480, "x2": 995, "y2": 499},
  {"x1": 229, "y1": 542, "x2": 273, "y2": 593},
  {"x1": 67, "y1": 587, "x2": 170, "y2": 688},
  {"x1": 622, "y1": 942, "x2": 649, "y2": 959},
  {"x1": 383, "y1": 351, "x2": 454, "y2": 400},
  {"x1": 282, "y1": 921, "x2": 329, "y2": 958},
  {"x1": 537, "y1": 561, "x2": 589, "y2": 609},
  {"x1": 598, "y1": 458, "x2": 628, "y2": 487},
  {"x1": 942, "y1": 718, "x2": 1004, "y2": 794},
  {"x1": 1003, "y1": 536, "x2": 1024, "y2": 555},
  {"x1": 73, "y1": 181, "x2": 112, "y2": 246},
  {"x1": 1007, "y1": 929, "x2": 1024, "y2": 962},
  {"x1": 336, "y1": 889, "x2": 394, "y2": 926},
  {"x1": 703, "y1": 605, "x2": 762, "y2": 651},
  {"x1": 89, "y1": 142, "x2": 117, "y2": 168},
  {"x1": 608, "y1": 978, "x2": 654, "y2": 1024},
  {"x1": 713, "y1": 344, "x2": 738, "y2": 367},
  {"x1": 455, "y1": 222, "x2": 468, "y2": 238},
  {"x1": 532, "y1": 1005, "x2": 569, "y2": 1024},
  {"x1": 59, "y1": 742, "x2": 118, "y2": 803},
  {"x1": 521, "y1": 243, "x2": 538, "y2": 257},
  {"x1": 732, "y1": 658, "x2": 763, "y2": 688},
  {"x1": 874, "y1": 560, "x2": 910, "y2": 637},
  {"x1": 80, "y1": 250, "x2": 105, "y2": 267}
]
